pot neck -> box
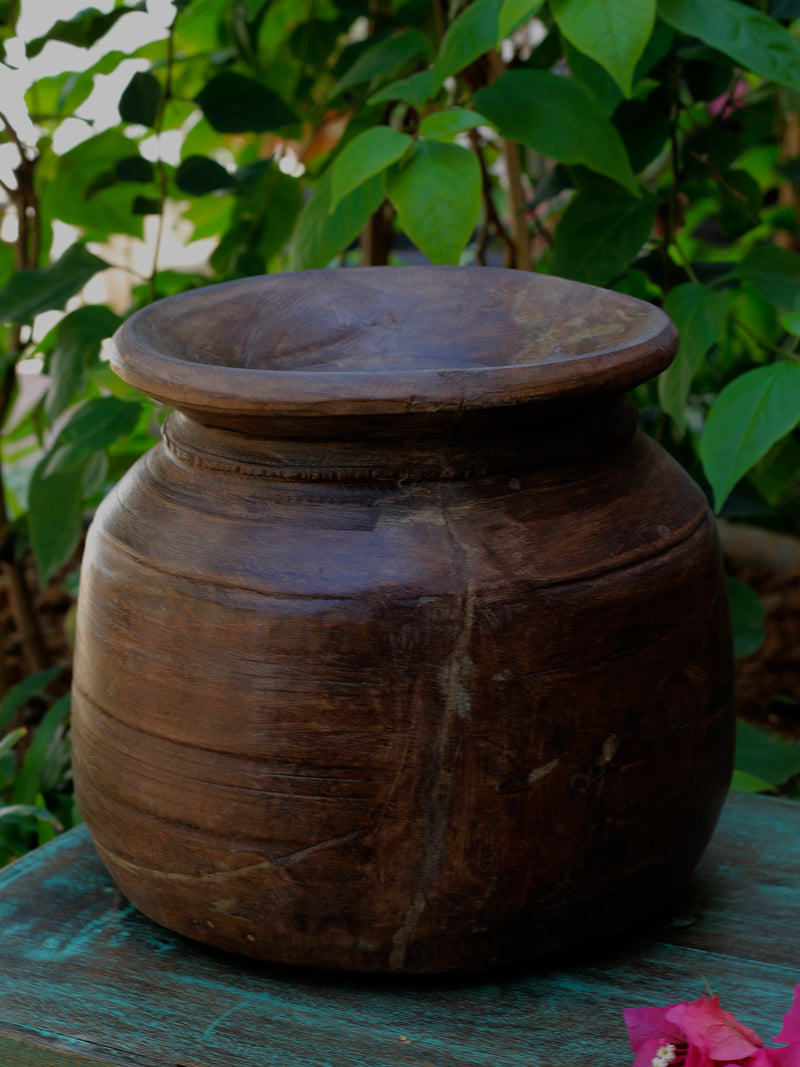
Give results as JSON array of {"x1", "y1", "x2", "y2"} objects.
[{"x1": 161, "y1": 395, "x2": 640, "y2": 484}]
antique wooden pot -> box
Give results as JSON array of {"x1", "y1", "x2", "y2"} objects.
[{"x1": 71, "y1": 266, "x2": 734, "y2": 974}]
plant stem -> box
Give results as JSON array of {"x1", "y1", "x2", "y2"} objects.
[
  {"x1": 730, "y1": 313, "x2": 800, "y2": 360},
  {"x1": 670, "y1": 234, "x2": 700, "y2": 284},
  {"x1": 486, "y1": 51, "x2": 531, "y2": 270},
  {"x1": 0, "y1": 111, "x2": 49, "y2": 675},
  {"x1": 469, "y1": 129, "x2": 516, "y2": 266},
  {"x1": 501, "y1": 138, "x2": 531, "y2": 270},
  {"x1": 148, "y1": 15, "x2": 177, "y2": 304}
]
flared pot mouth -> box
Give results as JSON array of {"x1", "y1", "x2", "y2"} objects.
[{"x1": 109, "y1": 266, "x2": 678, "y2": 422}]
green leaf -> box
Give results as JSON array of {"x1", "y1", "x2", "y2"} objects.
[
  {"x1": 211, "y1": 162, "x2": 303, "y2": 275},
  {"x1": 119, "y1": 71, "x2": 161, "y2": 126},
  {"x1": 727, "y1": 577, "x2": 766, "y2": 659},
  {"x1": 28, "y1": 465, "x2": 85, "y2": 588},
  {"x1": 387, "y1": 140, "x2": 481, "y2": 265},
  {"x1": 290, "y1": 166, "x2": 385, "y2": 271},
  {"x1": 41, "y1": 129, "x2": 146, "y2": 239},
  {"x1": 749, "y1": 433, "x2": 800, "y2": 506},
  {"x1": 331, "y1": 127, "x2": 413, "y2": 213},
  {"x1": 46, "y1": 397, "x2": 143, "y2": 475},
  {"x1": 726, "y1": 245, "x2": 800, "y2": 309},
  {"x1": 334, "y1": 29, "x2": 433, "y2": 96},
  {"x1": 735, "y1": 719, "x2": 800, "y2": 788},
  {"x1": 779, "y1": 310, "x2": 800, "y2": 335},
  {"x1": 563, "y1": 37, "x2": 623, "y2": 115},
  {"x1": 175, "y1": 155, "x2": 233, "y2": 195},
  {"x1": 549, "y1": 183, "x2": 656, "y2": 286},
  {"x1": 0, "y1": 804, "x2": 63, "y2": 830},
  {"x1": 436, "y1": 0, "x2": 503, "y2": 81},
  {"x1": 26, "y1": 3, "x2": 146, "y2": 58},
  {"x1": 0, "y1": 727, "x2": 26, "y2": 762},
  {"x1": 551, "y1": 0, "x2": 655, "y2": 97},
  {"x1": 658, "y1": 284, "x2": 730, "y2": 433},
  {"x1": 473, "y1": 70, "x2": 639, "y2": 195},
  {"x1": 45, "y1": 306, "x2": 122, "y2": 422},
  {"x1": 718, "y1": 169, "x2": 762, "y2": 239},
  {"x1": 658, "y1": 0, "x2": 800, "y2": 93},
  {"x1": 12, "y1": 694, "x2": 71, "y2": 806},
  {"x1": 0, "y1": 242, "x2": 13, "y2": 290},
  {"x1": 0, "y1": 244, "x2": 107, "y2": 326},
  {"x1": 700, "y1": 361, "x2": 800, "y2": 512},
  {"x1": 114, "y1": 155, "x2": 155, "y2": 183},
  {"x1": 499, "y1": 0, "x2": 546, "y2": 39},
  {"x1": 369, "y1": 69, "x2": 439, "y2": 109},
  {"x1": 0, "y1": 664, "x2": 67, "y2": 733},
  {"x1": 25, "y1": 69, "x2": 94, "y2": 121},
  {"x1": 196, "y1": 72, "x2": 297, "y2": 133},
  {"x1": 132, "y1": 195, "x2": 162, "y2": 215},
  {"x1": 730, "y1": 769, "x2": 776, "y2": 794},
  {"x1": 419, "y1": 108, "x2": 490, "y2": 140}
]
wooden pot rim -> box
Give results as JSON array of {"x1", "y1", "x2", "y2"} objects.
[{"x1": 109, "y1": 266, "x2": 678, "y2": 421}]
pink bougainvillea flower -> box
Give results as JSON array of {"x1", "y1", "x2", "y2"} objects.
[
  {"x1": 625, "y1": 988, "x2": 800, "y2": 1067},
  {"x1": 775, "y1": 987, "x2": 800, "y2": 1047},
  {"x1": 666, "y1": 996, "x2": 763, "y2": 1062}
]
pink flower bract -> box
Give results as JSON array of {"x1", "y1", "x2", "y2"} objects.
[
  {"x1": 624, "y1": 988, "x2": 800, "y2": 1067},
  {"x1": 666, "y1": 996, "x2": 763, "y2": 1061}
]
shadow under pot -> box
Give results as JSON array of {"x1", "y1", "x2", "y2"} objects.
[{"x1": 71, "y1": 266, "x2": 734, "y2": 974}]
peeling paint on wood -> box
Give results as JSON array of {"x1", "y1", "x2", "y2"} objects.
[{"x1": 1, "y1": 793, "x2": 798, "y2": 1066}]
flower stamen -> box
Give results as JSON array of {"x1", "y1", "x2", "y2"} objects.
[{"x1": 651, "y1": 1042, "x2": 680, "y2": 1066}]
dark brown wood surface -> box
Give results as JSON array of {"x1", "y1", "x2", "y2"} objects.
[
  {"x1": 72, "y1": 267, "x2": 733, "y2": 971},
  {"x1": 110, "y1": 266, "x2": 677, "y2": 424},
  {"x1": 0, "y1": 793, "x2": 798, "y2": 1067}
]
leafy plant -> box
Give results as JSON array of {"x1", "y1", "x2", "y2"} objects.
[
  {"x1": 0, "y1": 665, "x2": 77, "y2": 862},
  {"x1": 0, "y1": 0, "x2": 799, "y2": 844}
]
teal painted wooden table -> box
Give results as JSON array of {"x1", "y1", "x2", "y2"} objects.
[{"x1": 0, "y1": 792, "x2": 797, "y2": 1067}]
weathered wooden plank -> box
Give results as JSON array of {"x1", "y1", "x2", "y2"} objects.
[{"x1": 0, "y1": 793, "x2": 798, "y2": 1067}]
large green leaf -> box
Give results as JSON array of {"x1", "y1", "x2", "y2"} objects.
[
  {"x1": 115, "y1": 155, "x2": 156, "y2": 183},
  {"x1": 726, "y1": 244, "x2": 800, "y2": 309},
  {"x1": 0, "y1": 664, "x2": 67, "y2": 734},
  {"x1": 331, "y1": 127, "x2": 413, "y2": 212},
  {"x1": 549, "y1": 183, "x2": 656, "y2": 286},
  {"x1": 736, "y1": 720, "x2": 800, "y2": 788},
  {"x1": 551, "y1": 0, "x2": 655, "y2": 96},
  {"x1": 369, "y1": 70, "x2": 439, "y2": 110},
  {"x1": 0, "y1": 242, "x2": 13, "y2": 290},
  {"x1": 387, "y1": 141, "x2": 481, "y2": 265},
  {"x1": 473, "y1": 71, "x2": 639, "y2": 194},
  {"x1": 195, "y1": 72, "x2": 297, "y2": 133},
  {"x1": 119, "y1": 71, "x2": 161, "y2": 126},
  {"x1": 0, "y1": 244, "x2": 107, "y2": 326},
  {"x1": 12, "y1": 694, "x2": 71, "y2": 806},
  {"x1": 436, "y1": 0, "x2": 503, "y2": 81},
  {"x1": 26, "y1": 3, "x2": 146, "y2": 57},
  {"x1": 45, "y1": 306, "x2": 123, "y2": 422},
  {"x1": 175, "y1": 155, "x2": 234, "y2": 195},
  {"x1": 658, "y1": 283, "x2": 731, "y2": 433},
  {"x1": 290, "y1": 167, "x2": 385, "y2": 271},
  {"x1": 418, "y1": 108, "x2": 489, "y2": 140},
  {"x1": 499, "y1": 0, "x2": 546, "y2": 39},
  {"x1": 659, "y1": 0, "x2": 800, "y2": 92},
  {"x1": 212, "y1": 163, "x2": 303, "y2": 275},
  {"x1": 44, "y1": 397, "x2": 143, "y2": 476},
  {"x1": 27, "y1": 465, "x2": 85, "y2": 588},
  {"x1": 25, "y1": 69, "x2": 93, "y2": 121},
  {"x1": 700, "y1": 360, "x2": 800, "y2": 511},
  {"x1": 41, "y1": 129, "x2": 146, "y2": 238},
  {"x1": 333, "y1": 30, "x2": 433, "y2": 96},
  {"x1": 727, "y1": 577, "x2": 765, "y2": 659}
]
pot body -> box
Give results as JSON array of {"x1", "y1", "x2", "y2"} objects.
[{"x1": 72, "y1": 395, "x2": 734, "y2": 973}]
